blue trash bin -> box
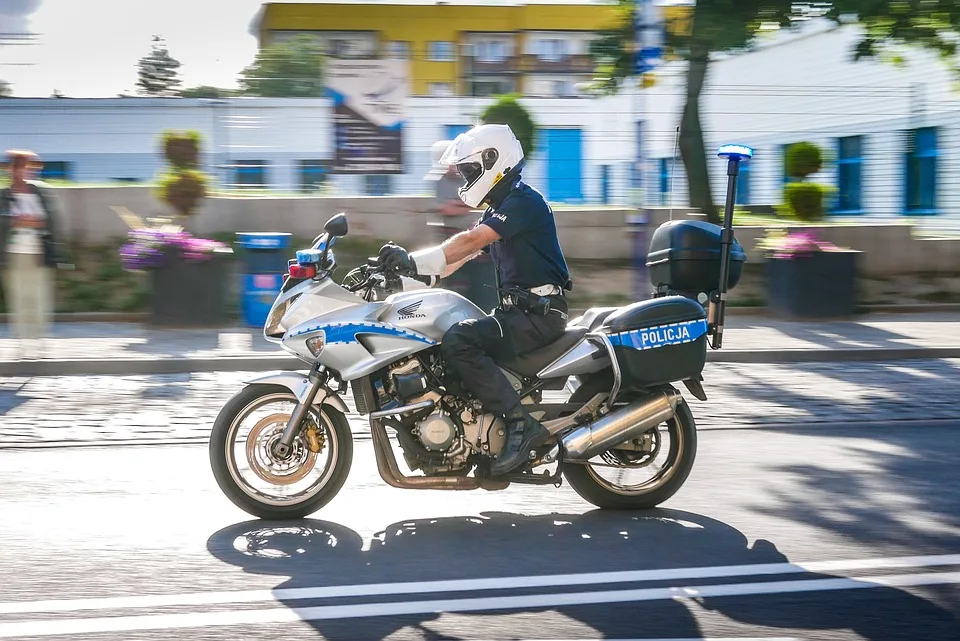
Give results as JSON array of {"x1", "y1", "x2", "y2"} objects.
[{"x1": 236, "y1": 232, "x2": 293, "y2": 328}]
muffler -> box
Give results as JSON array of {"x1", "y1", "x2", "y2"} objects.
[{"x1": 560, "y1": 388, "x2": 682, "y2": 463}]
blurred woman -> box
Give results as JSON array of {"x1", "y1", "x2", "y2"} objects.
[{"x1": 0, "y1": 150, "x2": 63, "y2": 359}]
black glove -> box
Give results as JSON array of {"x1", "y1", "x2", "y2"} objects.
[{"x1": 378, "y1": 243, "x2": 417, "y2": 276}]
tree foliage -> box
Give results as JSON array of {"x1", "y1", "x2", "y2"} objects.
[
  {"x1": 480, "y1": 94, "x2": 538, "y2": 157},
  {"x1": 589, "y1": 1, "x2": 960, "y2": 222},
  {"x1": 0, "y1": 81, "x2": 11, "y2": 98},
  {"x1": 181, "y1": 85, "x2": 237, "y2": 98},
  {"x1": 137, "y1": 36, "x2": 182, "y2": 97},
  {"x1": 239, "y1": 35, "x2": 326, "y2": 98}
]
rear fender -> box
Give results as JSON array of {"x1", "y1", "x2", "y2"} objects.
[{"x1": 243, "y1": 371, "x2": 350, "y2": 414}]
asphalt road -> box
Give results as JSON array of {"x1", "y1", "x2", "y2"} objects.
[{"x1": 1, "y1": 421, "x2": 959, "y2": 640}]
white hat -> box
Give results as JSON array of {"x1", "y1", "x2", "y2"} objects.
[{"x1": 423, "y1": 139, "x2": 454, "y2": 181}]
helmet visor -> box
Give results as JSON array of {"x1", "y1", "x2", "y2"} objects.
[{"x1": 456, "y1": 161, "x2": 483, "y2": 190}]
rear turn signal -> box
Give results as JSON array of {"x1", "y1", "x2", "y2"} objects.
[{"x1": 288, "y1": 264, "x2": 317, "y2": 279}]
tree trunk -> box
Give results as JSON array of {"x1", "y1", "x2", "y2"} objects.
[{"x1": 679, "y1": 47, "x2": 719, "y2": 223}]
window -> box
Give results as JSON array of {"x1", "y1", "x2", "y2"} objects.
[
  {"x1": 835, "y1": 135, "x2": 863, "y2": 214},
  {"x1": 905, "y1": 127, "x2": 937, "y2": 214},
  {"x1": 736, "y1": 160, "x2": 750, "y2": 205},
  {"x1": 428, "y1": 41, "x2": 455, "y2": 62},
  {"x1": 364, "y1": 174, "x2": 392, "y2": 196},
  {"x1": 384, "y1": 41, "x2": 410, "y2": 60},
  {"x1": 475, "y1": 40, "x2": 507, "y2": 63},
  {"x1": 536, "y1": 39, "x2": 567, "y2": 62},
  {"x1": 658, "y1": 158, "x2": 671, "y2": 206},
  {"x1": 445, "y1": 124, "x2": 471, "y2": 140},
  {"x1": 299, "y1": 160, "x2": 328, "y2": 193},
  {"x1": 234, "y1": 160, "x2": 266, "y2": 189},
  {"x1": 428, "y1": 82, "x2": 455, "y2": 97},
  {"x1": 470, "y1": 79, "x2": 513, "y2": 96},
  {"x1": 39, "y1": 161, "x2": 71, "y2": 181},
  {"x1": 600, "y1": 165, "x2": 611, "y2": 204}
]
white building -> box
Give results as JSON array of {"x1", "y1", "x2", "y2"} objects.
[
  {"x1": 641, "y1": 18, "x2": 960, "y2": 225},
  {"x1": 0, "y1": 93, "x2": 637, "y2": 205}
]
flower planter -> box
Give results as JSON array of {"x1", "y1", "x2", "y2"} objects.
[
  {"x1": 765, "y1": 250, "x2": 860, "y2": 319},
  {"x1": 149, "y1": 249, "x2": 232, "y2": 327}
]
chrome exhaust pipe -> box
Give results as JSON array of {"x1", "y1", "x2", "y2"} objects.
[{"x1": 560, "y1": 388, "x2": 682, "y2": 463}]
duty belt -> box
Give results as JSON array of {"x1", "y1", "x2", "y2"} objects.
[{"x1": 501, "y1": 284, "x2": 563, "y2": 306}]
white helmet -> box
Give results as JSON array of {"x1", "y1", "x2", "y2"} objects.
[
  {"x1": 439, "y1": 123, "x2": 524, "y2": 208},
  {"x1": 423, "y1": 139, "x2": 453, "y2": 181}
]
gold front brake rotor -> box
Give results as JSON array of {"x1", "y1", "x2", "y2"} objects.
[{"x1": 245, "y1": 413, "x2": 325, "y2": 486}]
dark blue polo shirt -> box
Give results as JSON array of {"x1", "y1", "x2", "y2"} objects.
[{"x1": 479, "y1": 180, "x2": 571, "y2": 292}]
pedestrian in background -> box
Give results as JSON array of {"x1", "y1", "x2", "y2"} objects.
[{"x1": 0, "y1": 149, "x2": 64, "y2": 360}]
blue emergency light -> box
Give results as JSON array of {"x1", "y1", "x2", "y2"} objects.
[{"x1": 717, "y1": 144, "x2": 754, "y2": 161}]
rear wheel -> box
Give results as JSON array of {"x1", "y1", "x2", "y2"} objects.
[{"x1": 560, "y1": 374, "x2": 698, "y2": 510}]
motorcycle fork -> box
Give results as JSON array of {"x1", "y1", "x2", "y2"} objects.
[{"x1": 273, "y1": 363, "x2": 328, "y2": 458}]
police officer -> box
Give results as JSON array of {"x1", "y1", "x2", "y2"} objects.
[{"x1": 379, "y1": 123, "x2": 572, "y2": 476}]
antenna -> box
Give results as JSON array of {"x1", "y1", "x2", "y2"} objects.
[{"x1": 668, "y1": 125, "x2": 680, "y2": 221}]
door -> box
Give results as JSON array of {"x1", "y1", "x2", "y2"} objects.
[{"x1": 544, "y1": 128, "x2": 584, "y2": 203}]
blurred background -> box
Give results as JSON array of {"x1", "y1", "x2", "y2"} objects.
[{"x1": 1, "y1": 0, "x2": 959, "y2": 320}]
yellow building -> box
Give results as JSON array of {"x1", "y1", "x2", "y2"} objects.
[{"x1": 252, "y1": 1, "x2": 631, "y2": 97}]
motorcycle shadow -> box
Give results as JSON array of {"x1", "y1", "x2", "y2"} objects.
[{"x1": 206, "y1": 508, "x2": 958, "y2": 640}]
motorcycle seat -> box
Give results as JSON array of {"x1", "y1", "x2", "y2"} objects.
[
  {"x1": 578, "y1": 306, "x2": 619, "y2": 330},
  {"x1": 496, "y1": 326, "x2": 589, "y2": 378}
]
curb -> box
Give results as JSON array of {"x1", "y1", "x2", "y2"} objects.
[
  {"x1": 3, "y1": 418, "x2": 957, "y2": 450},
  {"x1": 2, "y1": 347, "x2": 959, "y2": 377}
]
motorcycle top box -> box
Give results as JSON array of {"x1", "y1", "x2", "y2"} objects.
[
  {"x1": 598, "y1": 295, "x2": 708, "y2": 389},
  {"x1": 645, "y1": 219, "x2": 746, "y2": 295}
]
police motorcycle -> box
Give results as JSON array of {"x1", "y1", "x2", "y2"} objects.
[{"x1": 209, "y1": 146, "x2": 751, "y2": 519}]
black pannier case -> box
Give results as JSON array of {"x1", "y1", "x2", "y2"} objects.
[
  {"x1": 600, "y1": 296, "x2": 708, "y2": 388},
  {"x1": 645, "y1": 219, "x2": 746, "y2": 295}
]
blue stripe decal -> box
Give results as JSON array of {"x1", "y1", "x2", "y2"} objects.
[
  {"x1": 609, "y1": 319, "x2": 709, "y2": 351},
  {"x1": 291, "y1": 322, "x2": 436, "y2": 346}
]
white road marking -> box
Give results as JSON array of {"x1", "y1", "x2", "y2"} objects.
[
  {"x1": 0, "y1": 570, "x2": 958, "y2": 638},
  {"x1": 2, "y1": 552, "x2": 959, "y2": 615}
]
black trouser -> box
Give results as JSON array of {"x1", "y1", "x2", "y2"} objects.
[{"x1": 440, "y1": 296, "x2": 568, "y2": 416}]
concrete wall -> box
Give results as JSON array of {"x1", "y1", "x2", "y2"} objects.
[{"x1": 49, "y1": 187, "x2": 960, "y2": 275}]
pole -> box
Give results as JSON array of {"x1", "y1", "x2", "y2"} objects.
[{"x1": 711, "y1": 144, "x2": 752, "y2": 350}]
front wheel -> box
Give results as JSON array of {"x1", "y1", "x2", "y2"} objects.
[
  {"x1": 561, "y1": 387, "x2": 697, "y2": 510},
  {"x1": 209, "y1": 384, "x2": 353, "y2": 520}
]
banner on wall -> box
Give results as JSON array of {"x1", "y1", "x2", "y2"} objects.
[{"x1": 325, "y1": 59, "x2": 409, "y2": 174}]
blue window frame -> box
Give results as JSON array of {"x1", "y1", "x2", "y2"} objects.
[
  {"x1": 735, "y1": 160, "x2": 750, "y2": 205},
  {"x1": 445, "y1": 124, "x2": 471, "y2": 141},
  {"x1": 781, "y1": 143, "x2": 792, "y2": 184},
  {"x1": 39, "y1": 161, "x2": 71, "y2": 182},
  {"x1": 600, "y1": 165, "x2": 611, "y2": 204},
  {"x1": 904, "y1": 127, "x2": 938, "y2": 215},
  {"x1": 234, "y1": 160, "x2": 266, "y2": 189},
  {"x1": 658, "y1": 158, "x2": 670, "y2": 205},
  {"x1": 835, "y1": 135, "x2": 863, "y2": 214},
  {"x1": 299, "y1": 160, "x2": 328, "y2": 192},
  {"x1": 365, "y1": 174, "x2": 391, "y2": 196}
]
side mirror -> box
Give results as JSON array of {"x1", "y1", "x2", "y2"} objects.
[{"x1": 324, "y1": 213, "x2": 349, "y2": 238}]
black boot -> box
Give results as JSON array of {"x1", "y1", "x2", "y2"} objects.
[{"x1": 490, "y1": 406, "x2": 550, "y2": 476}]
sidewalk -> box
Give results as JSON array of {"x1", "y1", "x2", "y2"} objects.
[{"x1": 2, "y1": 311, "x2": 959, "y2": 376}]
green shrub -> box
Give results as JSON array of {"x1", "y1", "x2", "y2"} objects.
[
  {"x1": 480, "y1": 94, "x2": 538, "y2": 157},
  {"x1": 157, "y1": 169, "x2": 208, "y2": 217},
  {"x1": 785, "y1": 141, "x2": 823, "y2": 180},
  {"x1": 162, "y1": 130, "x2": 201, "y2": 169},
  {"x1": 784, "y1": 182, "x2": 827, "y2": 221}
]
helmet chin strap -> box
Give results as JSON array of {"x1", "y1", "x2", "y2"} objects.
[{"x1": 483, "y1": 162, "x2": 524, "y2": 208}]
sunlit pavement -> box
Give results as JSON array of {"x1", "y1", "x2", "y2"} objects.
[{"x1": 1, "y1": 421, "x2": 959, "y2": 640}]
